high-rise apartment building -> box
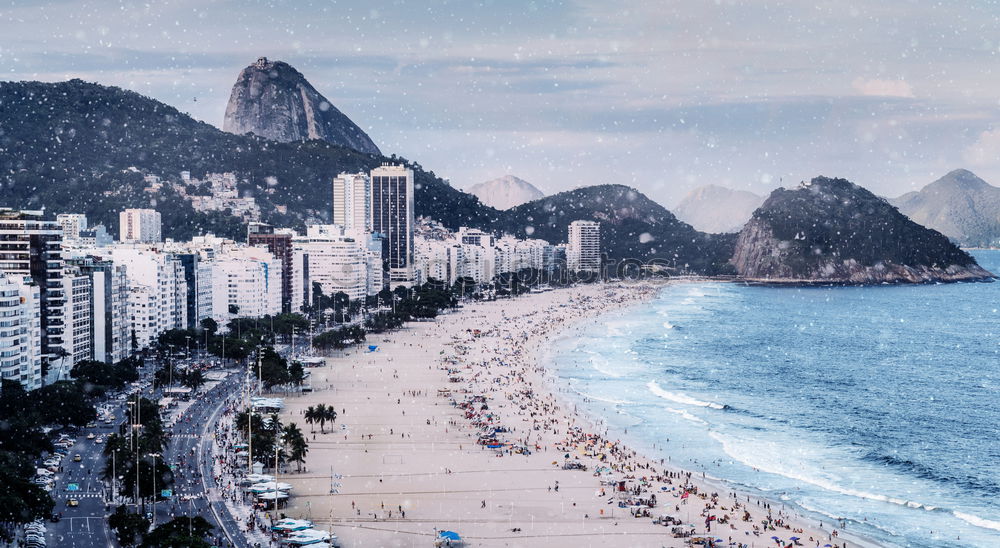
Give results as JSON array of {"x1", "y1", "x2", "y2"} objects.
[
  {"x1": 332, "y1": 172, "x2": 372, "y2": 234},
  {"x1": 67, "y1": 257, "x2": 129, "y2": 364},
  {"x1": 248, "y1": 222, "x2": 294, "y2": 313},
  {"x1": 119, "y1": 208, "x2": 162, "y2": 243},
  {"x1": 61, "y1": 266, "x2": 93, "y2": 366},
  {"x1": 370, "y1": 164, "x2": 414, "y2": 287},
  {"x1": 0, "y1": 274, "x2": 42, "y2": 390},
  {"x1": 567, "y1": 220, "x2": 601, "y2": 274},
  {"x1": 291, "y1": 225, "x2": 369, "y2": 307},
  {"x1": 0, "y1": 209, "x2": 65, "y2": 370},
  {"x1": 107, "y1": 248, "x2": 187, "y2": 349}
]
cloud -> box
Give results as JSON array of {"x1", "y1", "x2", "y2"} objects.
[
  {"x1": 851, "y1": 78, "x2": 915, "y2": 98},
  {"x1": 963, "y1": 128, "x2": 1000, "y2": 167}
]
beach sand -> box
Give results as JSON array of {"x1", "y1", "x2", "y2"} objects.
[{"x1": 270, "y1": 282, "x2": 854, "y2": 548}]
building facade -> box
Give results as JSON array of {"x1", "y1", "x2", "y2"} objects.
[
  {"x1": 0, "y1": 274, "x2": 42, "y2": 390},
  {"x1": 567, "y1": 220, "x2": 601, "y2": 274},
  {"x1": 248, "y1": 223, "x2": 294, "y2": 313},
  {"x1": 291, "y1": 225, "x2": 369, "y2": 308},
  {"x1": 119, "y1": 208, "x2": 162, "y2": 243},
  {"x1": 67, "y1": 257, "x2": 129, "y2": 364},
  {"x1": 370, "y1": 164, "x2": 414, "y2": 288},
  {"x1": 332, "y1": 172, "x2": 372, "y2": 234},
  {"x1": 0, "y1": 209, "x2": 66, "y2": 370}
]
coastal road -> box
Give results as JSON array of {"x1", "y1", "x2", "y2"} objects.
[{"x1": 156, "y1": 369, "x2": 250, "y2": 548}]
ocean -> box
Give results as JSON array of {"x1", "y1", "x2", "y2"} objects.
[{"x1": 547, "y1": 250, "x2": 1000, "y2": 548}]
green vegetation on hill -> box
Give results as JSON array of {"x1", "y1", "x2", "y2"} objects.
[
  {"x1": 0, "y1": 79, "x2": 497, "y2": 240},
  {"x1": 756, "y1": 177, "x2": 975, "y2": 268},
  {"x1": 0, "y1": 79, "x2": 735, "y2": 273}
]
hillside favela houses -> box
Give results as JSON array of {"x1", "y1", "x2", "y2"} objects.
[{"x1": 0, "y1": 164, "x2": 601, "y2": 391}]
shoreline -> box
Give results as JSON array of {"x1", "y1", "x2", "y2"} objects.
[
  {"x1": 534, "y1": 285, "x2": 882, "y2": 548},
  {"x1": 268, "y1": 282, "x2": 874, "y2": 547}
]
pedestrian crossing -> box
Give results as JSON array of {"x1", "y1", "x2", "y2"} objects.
[{"x1": 53, "y1": 492, "x2": 102, "y2": 499}]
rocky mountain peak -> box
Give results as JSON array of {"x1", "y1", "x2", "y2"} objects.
[{"x1": 222, "y1": 58, "x2": 381, "y2": 155}]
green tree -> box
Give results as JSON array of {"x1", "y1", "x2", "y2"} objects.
[
  {"x1": 199, "y1": 317, "x2": 218, "y2": 337},
  {"x1": 283, "y1": 423, "x2": 309, "y2": 473},
  {"x1": 304, "y1": 406, "x2": 318, "y2": 433},
  {"x1": 141, "y1": 515, "x2": 213, "y2": 548},
  {"x1": 31, "y1": 381, "x2": 97, "y2": 427},
  {"x1": 108, "y1": 505, "x2": 150, "y2": 546}
]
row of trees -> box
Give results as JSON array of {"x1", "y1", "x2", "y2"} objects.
[{"x1": 304, "y1": 404, "x2": 338, "y2": 434}]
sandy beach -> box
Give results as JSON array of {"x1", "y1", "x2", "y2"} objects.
[{"x1": 263, "y1": 282, "x2": 859, "y2": 548}]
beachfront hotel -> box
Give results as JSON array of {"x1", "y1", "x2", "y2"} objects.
[{"x1": 567, "y1": 219, "x2": 601, "y2": 274}]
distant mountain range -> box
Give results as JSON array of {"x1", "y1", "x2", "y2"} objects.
[
  {"x1": 223, "y1": 57, "x2": 381, "y2": 155},
  {"x1": 673, "y1": 185, "x2": 765, "y2": 233},
  {"x1": 732, "y1": 177, "x2": 992, "y2": 283},
  {"x1": 0, "y1": 76, "x2": 734, "y2": 274},
  {"x1": 0, "y1": 62, "x2": 990, "y2": 283},
  {"x1": 466, "y1": 175, "x2": 544, "y2": 210},
  {"x1": 890, "y1": 169, "x2": 1000, "y2": 247}
]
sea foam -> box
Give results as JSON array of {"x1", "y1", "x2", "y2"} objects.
[{"x1": 647, "y1": 380, "x2": 725, "y2": 410}]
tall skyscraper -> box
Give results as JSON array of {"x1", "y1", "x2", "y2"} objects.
[
  {"x1": 0, "y1": 208, "x2": 65, "y2": 371},
  {"x1": 248, "y1": 222, "x2": 294, "y2": 313},
  {"x1": 119, "y1": 208, "x2": 162, "y2": 243},
  {"x1": 370, "y1": 164, "x2": 415, "y2": 287},
  {"x1": 332, "y1": 172, "x2": 372, "y2": 234},
  {"x1": 567, "y1": 220, "x2": 601, "y2": 274}
]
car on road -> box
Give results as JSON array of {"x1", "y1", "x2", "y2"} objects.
[
  {"x1": 94, "y1": 436, "x2": 104, "y2": 444},
  {"x1": 86, "y1": 433, "x2": 95, "y2": 439},
  {"x1": 85, "y1": 422, "x2": 96, "y2": 428},
  {"x1": 67, "y1": 499, "x2": 78, "y2": 507},
  {"x1": 73, "y1": 454, "x2": 82, "y2": 462}
]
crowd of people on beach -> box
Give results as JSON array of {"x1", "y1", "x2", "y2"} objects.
[{"x1": 423, "y1": 283, "x2": 853, "y2": 548}]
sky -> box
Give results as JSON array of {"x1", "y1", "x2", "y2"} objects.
[{"x1": 3, "y1": 0, "x2": 1000, "y2": 206}]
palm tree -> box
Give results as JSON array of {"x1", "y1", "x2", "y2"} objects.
[
  {"x1": 315, "y1": 403, "x2": 329, "y2": 433},
  {"x1": 323, "y1": 406, "x2": 338, "y2": 430},
  {"x1": 304, "y1": 405, "x2": 318, "y2": 433},
  {"x1": 283, "y1": 423, "x2": 309, "y2": 473}
]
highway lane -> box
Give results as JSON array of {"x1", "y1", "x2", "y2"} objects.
[
  {"x1": 155, "y1": 370, "x2": 250, "y2": 548},
  {"x1": 45, "y1": 401, "x2": 129, "y2": 547}
]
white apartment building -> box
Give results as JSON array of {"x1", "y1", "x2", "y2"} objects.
[
  {"x1": 332, "y1": 172, "x2": 372, "y2": 234},
  {"x1": 107, "y1": 247, "x2": 187, "y2": 349},
  {"x1": 415, "y1": 239, "x2": 463, "y2": 285},
  {"x1": 57, "y1": 214, "x2": 88, "y2": 242},
  {"x1": 0, "y1": 275, "x2": 42, "y2": 391},
  {"x1": 67, "y1": 257, "x2": 129, "y2": 364},
  {"x1": 62, "y1": 268, "x2": 93, "y2": 364},
  {"x1": 119, "y1": 209, "x2": 162, "y2": 243},
  {"x1": 494, "y1": 236, "x2": 549, "y2": 274},
  {"x1": 209, "y1": 247, "x2": 282, "y2": 327},
  {"x1": 291, "y1": 225, "x2": 369, "y2": 309},
  {"x1": 567, "y1": 220, "x2": 601, "y2": 274}
]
